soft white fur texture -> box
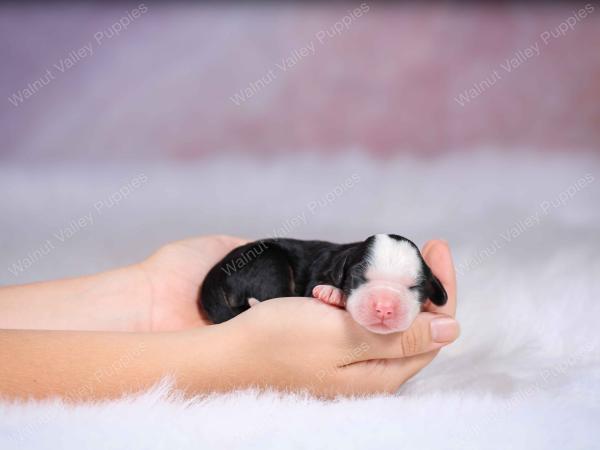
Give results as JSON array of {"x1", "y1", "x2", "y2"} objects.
[{"x1": 1, "y1": 151, "x2": 599, "y2": 449}]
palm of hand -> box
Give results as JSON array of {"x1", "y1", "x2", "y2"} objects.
[{"x1": 138, "y1": 235, "x2": 247, "y2": 331}]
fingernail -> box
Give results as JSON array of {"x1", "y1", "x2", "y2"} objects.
[{"x1": 431, "y1": 317, "x2": 459, "y2": 343}]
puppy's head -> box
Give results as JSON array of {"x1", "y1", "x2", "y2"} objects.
[{"x1": 341, "y1": 234, "x2": 447, "y2": 334}]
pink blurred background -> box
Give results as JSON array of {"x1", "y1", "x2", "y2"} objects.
[{"x1": 1, "y1": 2, "x2": 599, "y2": 160}]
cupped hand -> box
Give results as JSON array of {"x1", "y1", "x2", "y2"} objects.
[
  {"x1": 220, "y1": 239, "x2": 459, "y2": 396},
  {"x1": 138, "y1": 235, "x2": 458, "y2": 395},
  {"x1": 137, "y1": 235, "x2": 248, "y2": 331}
]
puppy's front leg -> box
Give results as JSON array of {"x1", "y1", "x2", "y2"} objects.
[{"x1": 312, "y1": 285, "x2": 346, "y2": 308}]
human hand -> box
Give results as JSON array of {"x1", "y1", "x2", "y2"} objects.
[
  {"x1": 224, "y1": 240, "x2": 458, "y2": 396},
  {"x1": 137, "y1": 235, "x2": 248, "y2": 331}
]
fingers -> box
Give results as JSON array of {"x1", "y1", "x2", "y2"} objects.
[
  {"x1": 337, "y1": 312, "x2": 459, "y2": 394},
  {"x1": 341, "y1": 352, "x2": 439, "y2": 395},
  {"x1": 421, "y1": 240, "x2": 457, "y2": 317},
  {"x1": 357, "y1": 312, "x2": 460, "y2": 360}
]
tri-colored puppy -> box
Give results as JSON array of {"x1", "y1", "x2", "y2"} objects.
[{"x1": 199, "y1": 234, "x2": 447, "y2": 334}]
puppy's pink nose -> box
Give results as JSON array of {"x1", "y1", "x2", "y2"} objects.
[{"x1": 373, "y1": 301, "x2": 395, "y2": 319}]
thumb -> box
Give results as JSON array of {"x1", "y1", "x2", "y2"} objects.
[{"x1": 359, "y1": 312, "x2": 460, "y2": 360}]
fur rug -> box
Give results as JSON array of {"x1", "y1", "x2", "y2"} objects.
[{"x1": 1, "y1": 151, "x2": 599, "y2": 449}]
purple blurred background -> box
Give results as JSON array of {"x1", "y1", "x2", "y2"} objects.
[
  {"x1": 1, "y1": 2, "x2": 599, "y2": 284},
  {"x1": 1, "y1": 2, "x2": 599, "y2": 160}
]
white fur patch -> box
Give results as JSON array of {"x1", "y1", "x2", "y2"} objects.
[{"x1": 365, "y1": 234, "x2": 422, "y2": 283}]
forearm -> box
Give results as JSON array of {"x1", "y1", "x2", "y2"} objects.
[
  {"x1": 0, "y1": 265, "x2": 150, "y2": 332},
  {"x1": 0, "y1": 325, "x2": 242, "y2": 401}
]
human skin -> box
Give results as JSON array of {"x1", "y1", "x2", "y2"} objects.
[{"x1": 0, "y1": 236, "x2": 459, "y2": 399}]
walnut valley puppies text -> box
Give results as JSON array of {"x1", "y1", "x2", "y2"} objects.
[
  {"x1": 270, "y1": 173, "x2": 361, "y2": 238},
  {"x1": 456, "y1": 173, "x2": 595, "y2": 276},
  {"x1": 7, "y1": 4, "x2": 148, "y2": 108},
  {"x1": 219, "y1": 173, "x2": 361, "y2": 277},
  {"x1": 454, "y1": 3, "x2": 595, "y2": 106},
  {"x1": 229, "y1": 3, "x2": 370, "y2": 106},
  {"x1": 7, "y1": 173, "x2": 148, "y2": 277},
  {"x1": 201, "y1": 234, "x2": 447, "y2": 333}
]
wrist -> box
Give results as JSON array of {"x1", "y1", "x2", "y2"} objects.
[
  {"x1": 86, "y1": 264, "x2": 153, "y2": 332},
  {"x1": 170, "y1": 322, "x2": 249, "y2": 393}
]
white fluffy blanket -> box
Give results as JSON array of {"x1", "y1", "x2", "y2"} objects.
[{"x1": 1, "y1": 151, "x2": 599, "y2": 449}]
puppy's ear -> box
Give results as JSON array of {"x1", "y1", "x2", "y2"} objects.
[
  {"x1": 324, "y1": 253, "x2": 347, "y2": 286},
  {"x1": 321, "y1": 248, "x2": 355, "y2": 286},
  {"x1": 424, "y1": 269, "x2": 447, "y2": 306}
]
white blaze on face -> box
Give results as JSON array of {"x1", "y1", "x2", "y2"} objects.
[
  {"x1": 366, "y1": 234, "x2": 422, "y2": 282},
  {"x1": 346, "y1": 234, "x2": 424, "y2": 334}
]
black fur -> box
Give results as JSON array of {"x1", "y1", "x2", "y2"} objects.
[
  {"x1": 199, "y1": 235, "x2": 446, "y2": 324},
  {"x1": 387, "y1": 234, "x2": 448, "y2": 306}
]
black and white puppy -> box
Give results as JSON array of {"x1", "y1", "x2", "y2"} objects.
[{"x1": 199, "y1": 234, "x2": 447, "y2": 334}]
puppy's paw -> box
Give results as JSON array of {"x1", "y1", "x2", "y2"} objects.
[{"x1": 312, "y1": 285, "x2": 346, "y2": 308}]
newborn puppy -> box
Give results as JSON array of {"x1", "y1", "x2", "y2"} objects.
[{"x1": 199, "y1": 234, "x2": 447, "y2": 334}]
